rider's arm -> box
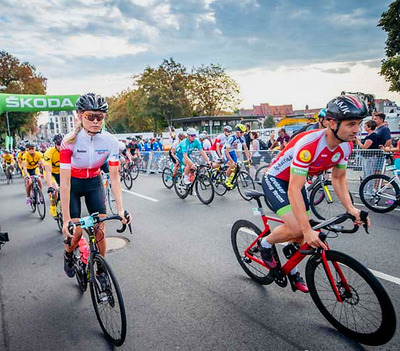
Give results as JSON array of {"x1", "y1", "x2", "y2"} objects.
[
  {"x1": 216, "y1": 142, "x2": 222, "y2": 158},
  {"x1": 60, "y1": 168, "x2": 72, "y2": 223},
  {"x1": 22, "y1": 161, "x2": 28, "y2": 177},
  {"x1": 109, "y1": 164, "x2": 124, "y2": 214},
  {"x1": 183, "y1": 153, "x2": 195, "y2": 167},
  {"x1": 44, "y1": 164, "x2": 53, "y2": 188}
]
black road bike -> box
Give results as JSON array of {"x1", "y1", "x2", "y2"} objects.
[{"x1": 28, "y1": 175, "x2": 46, "y2": 220}]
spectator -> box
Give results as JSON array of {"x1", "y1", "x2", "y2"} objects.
[
  {"x1": 267, "y1": 131, "x2": 276, "y2": 149},
  {"x1": 373, "y1": 112, "x2": 392, "y2": 173},
  {"x1": 249, "y1": 131, "x2": 262, "y2": 180},
  {"x1": 270, "y1": 128, "x2": 290, "y2": 150},
  {"x1": 354, "y1": 120, "x2": 379, "y2": 185},
  {"x1": 244, "y1": 124, "x2": 251, "y2": 149}
]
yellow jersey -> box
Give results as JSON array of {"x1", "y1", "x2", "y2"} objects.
[
  {"x1": 44, "y1": 147, "x2": 60, "y2": 174},
  {"x1": 2, "y1": 154, "x2": 13, "y2": 164},
  {"x1": 17, "y1": 152, "x2": 24, "y2": 163},
  {"x1": 22, "y1": 151, "x2": 43, "y2": 170}
]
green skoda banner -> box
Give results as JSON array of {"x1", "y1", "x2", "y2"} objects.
[{"x1": 0, "y1": 93, "x2": 80, "y2": 115}]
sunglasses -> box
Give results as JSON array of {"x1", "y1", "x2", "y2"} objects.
[
  {"x1": 28, "y1": 147, "x2": 35, "y2": 150},
  {"x1": 188, "y1": 134, "x2": 196, "y2": 137},
  {"x1": 83, "y1": 112, "x2": 106, "y2": 122}
]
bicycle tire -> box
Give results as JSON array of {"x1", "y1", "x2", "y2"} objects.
[
  {"x1": 231, "y1": 220, "x2": 273, "y2": 285},
  {"x1": 213, "y1": 170, "x2": 228, "y2": 196},
  {"x1": 359, "y1": 174, "x2": 399, "y2": 213},
  {"x1": 122, "y1": 169, "x2": 133, "y2": 190},
  {"x1": 107, "y1": 187, "x2": 118, "y2": 215},
  {"x1": 195, "y1": 174, "x2": 214, "y2": 205},
  {"x1": 90, "y1": 254, "x2": 127, "y2": 346},
  {"x1": 161, "y1": 167, "x2": 174, "y2": 189},
  {"x1": 36, "y1": 188, "x2": 46, "y2": 220},
  {"x1": 30, "y1": 189, "x2": 36, "y2": 212},
  {"x1": 130, "y1": 163, "x2": 139, "y2": 180},
  {"x1": 237, "y1": 171, "x2": 255, "y2": 201},
  {"x1": 173, "y1": 173, "x2": 190, "y2": 199},
  {"x1": 306, "y1": 250, "x2": 396, "y2": 345},
  {"x1": 254, "y1": 164, "x2": 268, "y2": 181},
  {"x1": 56, "y1": 198, "x2": 63, "y2": 233},
  {"x1": 309, "y1": 182, "x2": 353, "y2": 220}
]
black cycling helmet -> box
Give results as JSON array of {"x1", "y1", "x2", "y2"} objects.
[
  {"x1": 53, "y1": 134, "x2": 63, "y2": 145},
  {"x1": 26, "y1": 142, "x2": 35, "y2": 148},
  {"x1": 76, "y1": 93, "x2": 108, "y2": 113},
  {"x1": 325, "y1": 95, "x2": 367, "y2": 121},
  {"x1": 19, "y1": 146, "x2": 26, "y2": 152}
]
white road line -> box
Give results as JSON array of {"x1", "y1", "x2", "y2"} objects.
[
  {"x1": 122, "y1": 189, "x2": 159, "y2": 202},
  {"x1": 353, "y1": 202, "x2": 400, "y2": 212},
  {"x1": 238, "y1": 228, "x2": 400, "y2": 285}
]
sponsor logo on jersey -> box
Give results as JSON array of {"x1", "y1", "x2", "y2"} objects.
[
  {"x1": 299, "y1": 150, "x2": 311, "y2": 162},
  {"x1": 77, "y1": 149, "x2": 87, "y2": 153},
  {"x1": 331, "y1": 152, "x2": 341, "y2": 162}
]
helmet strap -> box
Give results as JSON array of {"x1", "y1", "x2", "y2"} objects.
[{"x1": 329, "y1": 121, "x2": 347, "y2": 143}]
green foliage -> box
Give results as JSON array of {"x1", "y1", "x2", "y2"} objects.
[
  {"x1": 0, "y1": 51, "x2": 47, "y2": 137},
  {"x1": 264, "y1": 115, "x2": 275, "y2": 128},
  {"x1": 378, "y1": 0, "x2": 400, "y2": 92}
]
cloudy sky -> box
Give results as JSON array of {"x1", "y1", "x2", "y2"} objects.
[{"x1": 1, "y1": 0, "x2": 398, "y2": 110}]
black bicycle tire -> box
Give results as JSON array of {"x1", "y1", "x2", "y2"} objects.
[
  {"x1": 306, "y1": 250, "x2": 396, "y2": 345},
  {"x1": 231, "y1": 220, "x2": 273, "y2": 285},
  {"x1": 122, "y1": 169, "x2": 133, "y2": 190},
  {"x1": 161, "y1": 167, "x2": 174, "y2": 189},
  {"x1": 36, "y1": 188, "x2": 46, "y2": 220},
  {"x1": 309, "y1": 182, "x2": 353, "y2": 220},
  {"x1": 89, "y1": 254, "x2": 127, "y2": 346},
  {"x1": 254, "y1": 164, "x2": 269, "y2": 181},
  {"x1": 237, "y1": 171, "x2": 255, "y2": 201},
  {"x1": 30, "y1": 189, "x2": 37, "y2": 212},
  {"x1": 56, "y1": 198, "x2": 63, "y2": 233},
  {"x1": 359, "y1": 174, "x2": 399, "y2": 213},
  {"x1": 195, "y1": 174, "x2": 214, "y2": 205},
  {"x1": 130, "y1": 163, "x2": 139, "y2": 180},
  {"x1": 173, "y1": 173, "x2": 190, "y2": 199},
  {"x1": 213, "y1": 170, "x2": 228, "y2": 196}
]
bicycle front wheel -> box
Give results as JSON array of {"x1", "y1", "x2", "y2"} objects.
[
  {"x1": 173, "y1": 173, "x2": 190, "y2": 199},
  {"x1": 56, "y1": 198, "x2": 63, "y2": 233},
  {"x1": 306, "y1": 250, "x2": 396, "y2": 345},
  {"x1": 122, "y1": 169, "x2": 133, "y2": 190},
  {"x1": 90, "y1": 254, "x2": 127, "y2": 346},
  {"x1": 237, "y1": 171, "x2": 255, "y2": 201},
  {"x1": 231, "y1": 220, "x2": 273, "y2": 285},
  {"x1": 195, "y1": 174, "x2": 214, "y2": 204},
  {"x1": 161, "y1": 167, "x2": 174, "y2": 189},
  {"x1": 36, "y1": 188, "x2": 46, "y2": 220},
  {"x1": 359, "y1": 174, "x2": 399, "y2": 213}
]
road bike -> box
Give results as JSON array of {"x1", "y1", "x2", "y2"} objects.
[
  {"x1": 231, "y1": 189, "x2": 396, "y2": 346},
  {"x1": 3, "y1": 163, "x2": 13, "y2": 184},
  {"x1": 173, "y1": 164, "x2": 215, "y2": 204},
  {"x1": 28, "y1": 174, "x2": 46, "y2": 220},
  {"x1": 359, "y1": 164, "x2": 400, "y2": 213},
  {"x1": 119, "y1": 165, "x2": 133, "y2": 190},
  {"x1": 210, "y1": 161, "x2": 229, "y2": 196},
  {"x1": 126, "y1": 159, "x2": 140, "y2": 180},
  {"x1": 224, "y1": 160, "x2": 255, "y2": 201},
  {"x1": 64, "y1": 212, "x2": 132, "y2": 346},
  {"x1": 161, "y1": 163, "x2": 184, "y2": 189}
]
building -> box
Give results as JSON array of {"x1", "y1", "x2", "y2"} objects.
[
  {"x1": 48, "y1": 110, "x2": 76, "y2": 137},
  {"x1": 374, "y1": 99, "x2": 399, "y2": 115},
  {"x1": 239, "y1": 103, "x2": 294, "y2": 123}
]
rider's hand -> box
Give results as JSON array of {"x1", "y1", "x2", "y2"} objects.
[
  {"x1": 47, "y1": 186, "x2": 55, "y2": 194},
  {"x1": 347, "y1": 207, "x2": 370, "y2": 227},
  {"x1": 62, "y1": 220, "x2": 75, "y2": 239},
  {"x1": 190, "y1": 163, "x2": 197, "y2": 170},
  {"x1": 303, "y1": 229, "x2": 328, "y2": 250},
  {"x1": 119, "y1": 210, "x2": 132, "y2": 225}
]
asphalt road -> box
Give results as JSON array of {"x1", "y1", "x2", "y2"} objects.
[{"x1": 0, "y1": 173, "x2": 399, "y2": 351}]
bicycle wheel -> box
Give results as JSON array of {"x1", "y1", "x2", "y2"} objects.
[
  {"x1": 254, "y1": 164, "x2": 268, "y2": 181},
  {"x1": 306, "y1": 250, "x2": 396, "y2": 345},
  {"x1": 130, "y1": 163, "x2": 139, "y2": 180},
  {"x1": 231, "y1": 220, "x2": 273, "y2": 285},
  {"x1": 29, "y1": 189, "x2": 36, "y2": 212},
  {"x1": 173, "y1": 173, "x2": 190, "y2": 199},
  {"x1": 36, "y1": 188, "x2": 46, "y2": 220},
  {"x1": 237, "y1": 171, "x2": 255, "y2": 201},
  {"x1": 122, "y1": 169, "x2": 133, "y2": 190},
  {"x1": 107, "y1": 186, "x2": 118, "y2": 215},
  {"x1": 90, "y1": 254, "x2": 127, "y2": 346},
  {"x1": 359, "y1": 174, "x2": 399, "y2": 213},
  {"x1": 56, "y1": 198, "x2": 63, "y2": 233},
  {"x1": 195, "y1": 174, "x2": 214, "y2": 204},
  {"x1": 161, "y1": 167, "x2": 174, "y2": 189},
  {"x1": 213, "y1": 170, "x2": 227, "y2": 196},
  {"x1": 309, "y1": 182, "x2": 353, "y2": 220}
]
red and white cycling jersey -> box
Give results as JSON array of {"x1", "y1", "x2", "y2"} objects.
[
  {"x1": 266, "y1": 129, "x2": 352, "y2": 181},
  {"x1": 210, "y1": 133, "x2": 227, "y2": 151},
  {"x1": 60, "y1": 130, "x2": 119, "y2": 178}
]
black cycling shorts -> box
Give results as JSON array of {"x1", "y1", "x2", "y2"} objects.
[
  {"x1": 169, "y1": 149, "x2": 178, "y2": 165},
  {"x1": 70, "y1": 175, "x2": 106, "y2": 219},
  {"x1": 261, "y1": 174, "x2": 309, "y2": 217}
]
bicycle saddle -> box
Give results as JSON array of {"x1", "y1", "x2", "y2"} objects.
[{"x1": 244, "y1": 189, "x2": 264, "y2": 199}]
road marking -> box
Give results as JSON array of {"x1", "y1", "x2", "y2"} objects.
[
  {"x1": 122, "y1": 189, "x2": 159, "y2": 202},
  {"x1": 353, "y1": 202, "x2": 400, "y2": 212},
  {"x1": 238, "y1": 228, "x2": 400, "y2": 285}
]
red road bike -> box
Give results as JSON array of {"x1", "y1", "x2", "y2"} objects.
[{"x1": 231, "y1": 189, "x2": 396, "y2": 346}]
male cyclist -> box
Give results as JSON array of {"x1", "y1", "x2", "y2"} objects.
[
  {"x1": 222, "y1": 124, "x2": 251, "y2": 189},
  {"x1": 44, "y1": 134, "x2": 62, "y2": 217},
  {"x1": 175, "y1": 128, "x2": 212, "y2": 185},
  {"x1": 210, "y1": 126, "x2": 232, "y2": 162},
  {"x1": 260, "y1": 95, "x2": 370, "y2": 293},
  {"x1": 22, "y1": 143, "x2": 44, "y2": 205},
  {"x1": 17, "y1": 146, "x2": 26, "y2": 176},
  {"x1": 1, "y1": 149, "x2": 15, "y2": 169}
]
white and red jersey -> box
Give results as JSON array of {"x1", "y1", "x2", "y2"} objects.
[
  {"x1": 210, "y1": 133, "x2": 228, "y2": 151},
  {"x1": 60, "y1": 130, "x2": 119, "y2": 178},
  {"x1": 266, "y1": 129, "x2": 352, "y2": 181}
]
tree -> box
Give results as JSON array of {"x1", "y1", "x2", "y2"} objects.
[
  {"x1": 188, "y1": 64, "x2": 241, "y2": 116},
  {"x1": 264, "y1": 115, "x2": 275, "y2": 128},
  {"x1": 378, "y1": 0, "x2": 400, "y2": 92},
  {"x1": 0, "y1": 51, "x2": 47, "y2": 138}
]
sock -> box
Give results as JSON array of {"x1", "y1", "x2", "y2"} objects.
[
  {"x1": 290, "y1": 267, "x2": 298, "y2": 275},
  {"x1": 260, "y1": 238, "x2": 272, "y2": 249}
]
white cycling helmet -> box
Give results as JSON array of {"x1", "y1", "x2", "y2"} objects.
[{"x1": 186, "y1": 128, "x2": 197, "y2": 136}]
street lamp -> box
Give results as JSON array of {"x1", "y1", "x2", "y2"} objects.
[{"x1": 0, "y1": 86, "x2": 11, "y2": 140}]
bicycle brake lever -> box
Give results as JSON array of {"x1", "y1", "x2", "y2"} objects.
[{"x1": 360, "y1": 210, "x2": 369, "y2": 234}]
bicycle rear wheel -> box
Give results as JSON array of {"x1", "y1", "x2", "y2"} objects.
[
  {"x1": 306, "y1": 250, "x2": 396, "y2": 345},
  {"x1": 195, "y1": 174, "x2": 214, "y2": 204},
  {"x1": 90, "y1": 254, "x2": 127, "y2": 346},
  {"x1": 161, "y1": 167, "x2": 174, "y2": 189},
  {"x1": 36, "y1": 188, "x2": 46, "y2": 220},
  {"x1": 254, "y1": 164, "x2": 268, "y2": 181},
  {"x1": 231, "y1": 220, "x2": 273, "y2": 285},
  {"x1": 212, "y1": 170, "x2": 227, "y2": 196},
  {"x1": 237, "y1": 171, "x2": 255, "y2": 201},
  {"x1": 122, "y1": 169, "x2": 133, "y2": 190},
  {"x1": 359, "y1": 174, "x2": 399, "y2": 213}
]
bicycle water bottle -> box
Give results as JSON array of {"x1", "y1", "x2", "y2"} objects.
[
  {"x1": 78, "y1": 238, "x2": 89, "y2": 264},
  {"x1": 282, "y1": 242, "x2": 300, "y2": 259},
  {"x1": 189, "y1": 170, "x2": 195, "y2": 183}
]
